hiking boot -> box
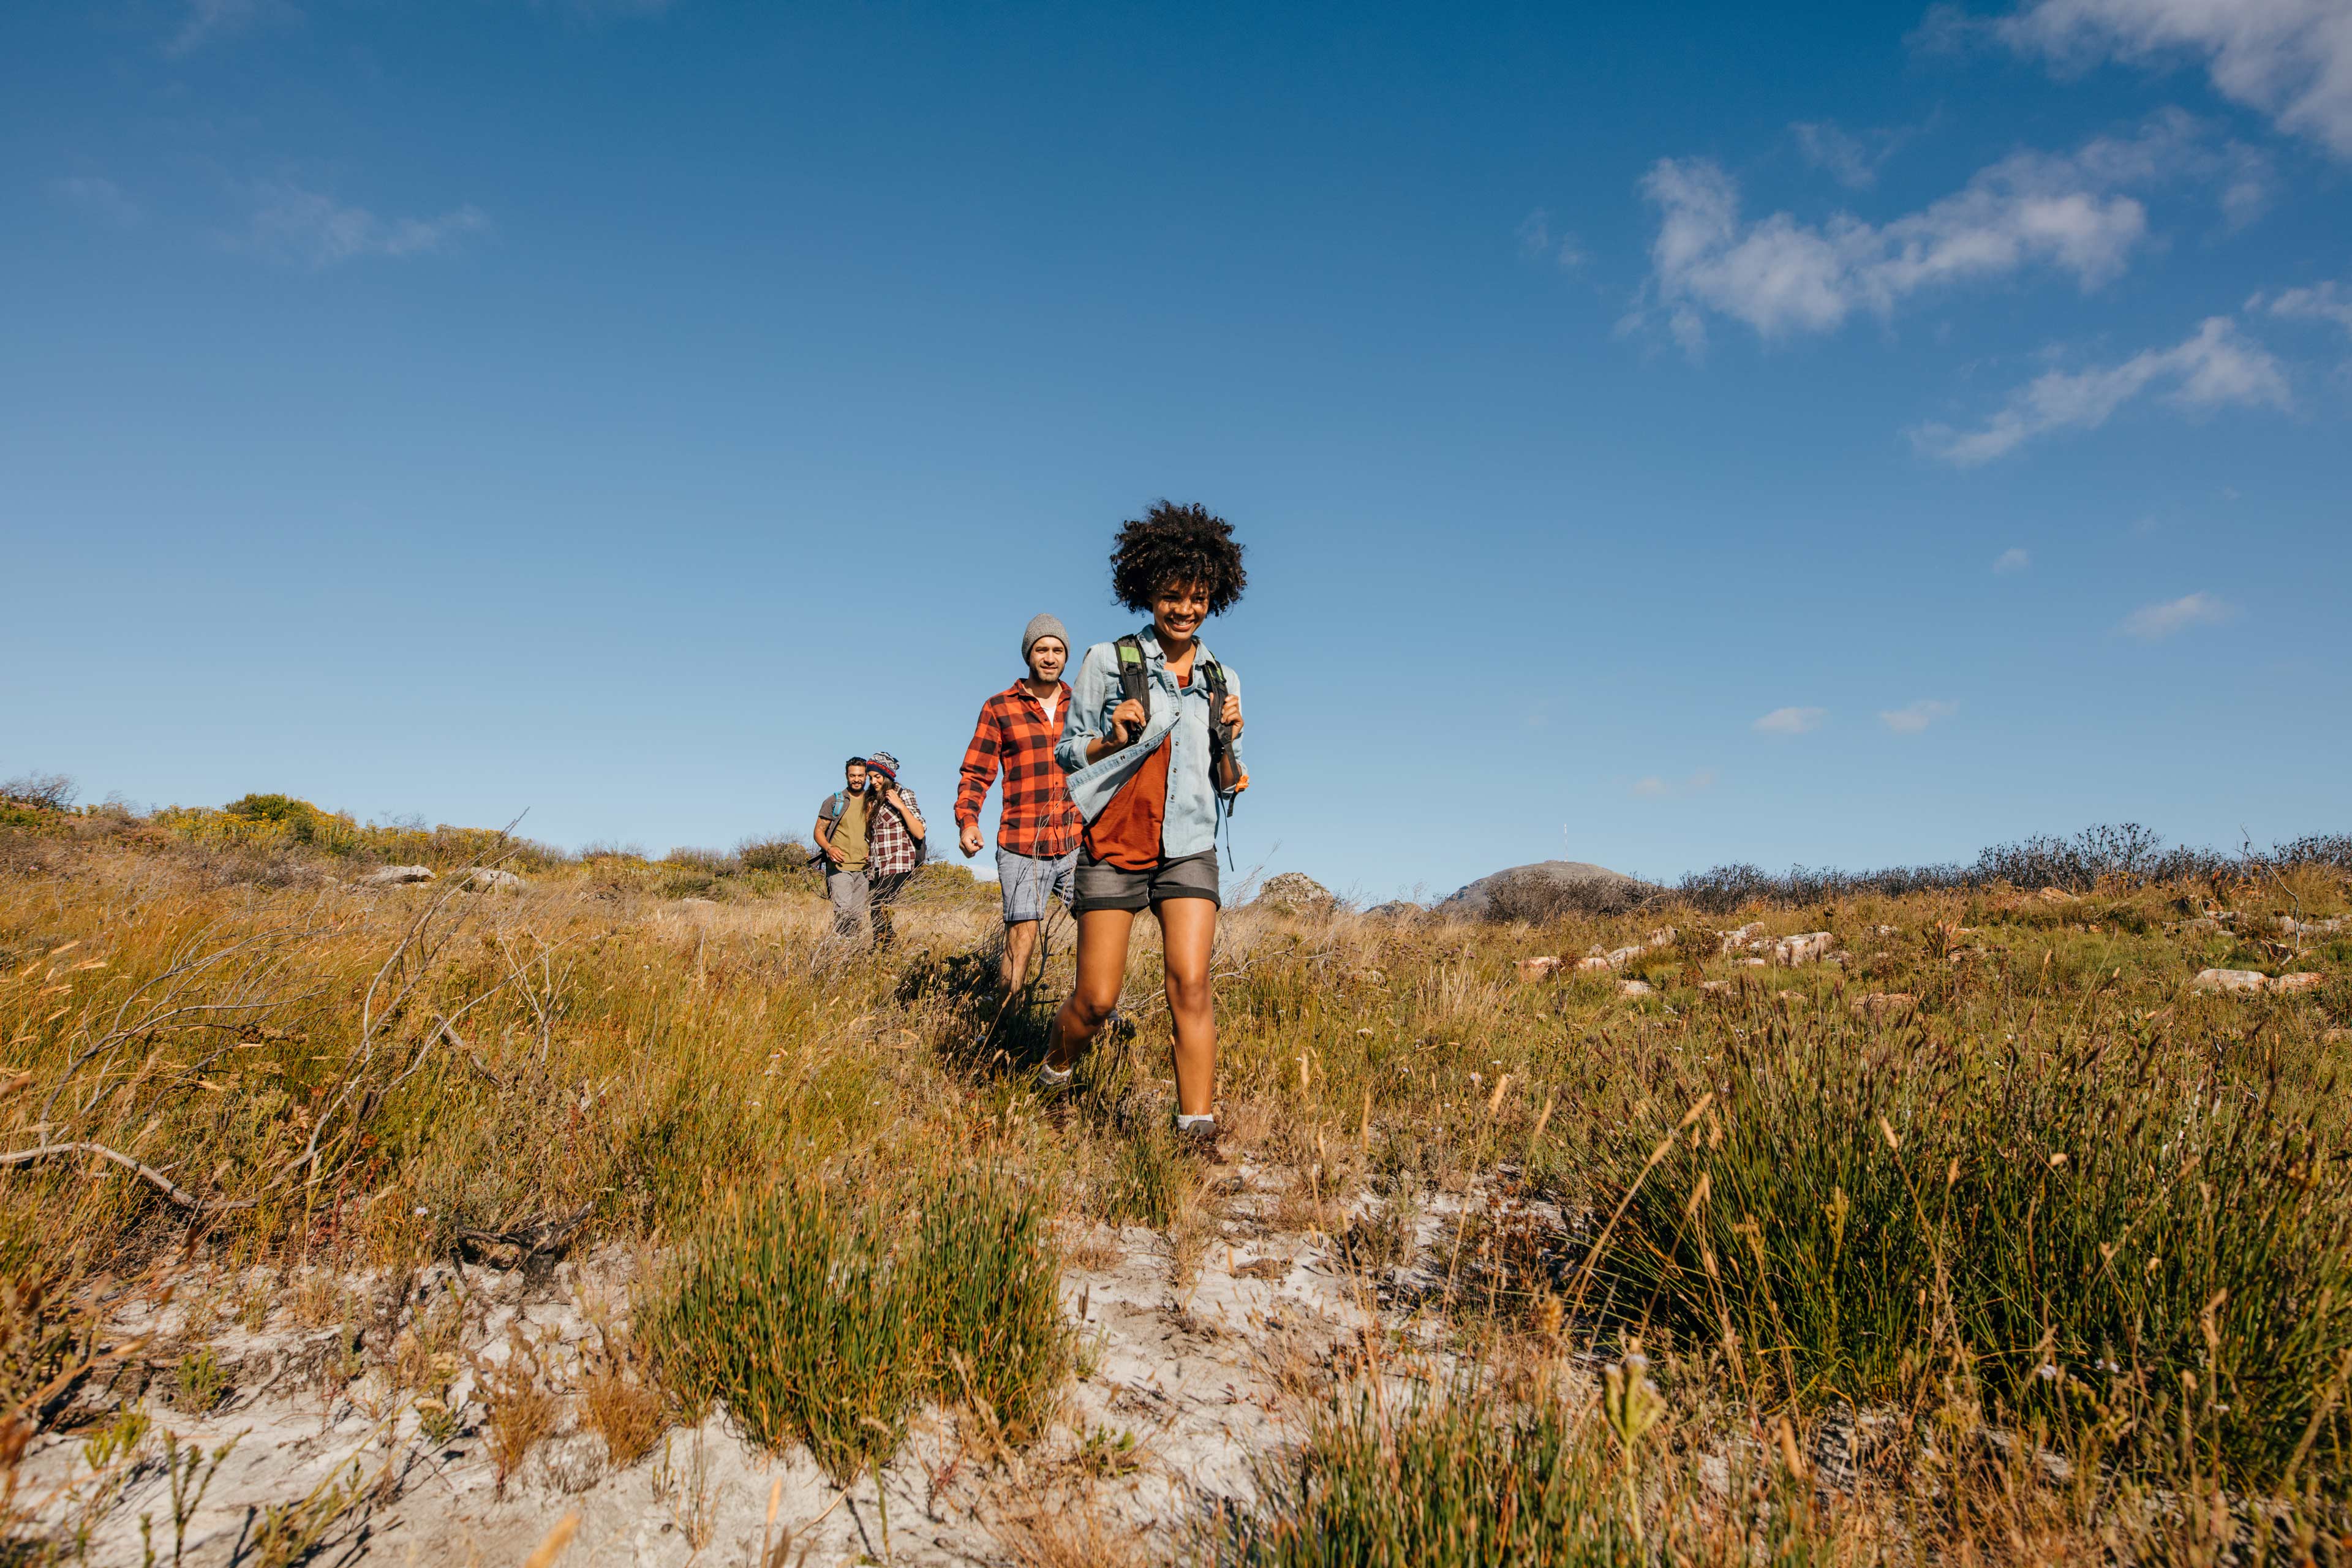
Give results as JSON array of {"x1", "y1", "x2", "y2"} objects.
[{"x1": 1034, "y1": 1061, "x2": 1074, "y2": 1096}]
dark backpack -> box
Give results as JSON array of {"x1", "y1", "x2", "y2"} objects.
[{"x1": 1114, "y1": 634, "x2": 1238, "y2": 795}]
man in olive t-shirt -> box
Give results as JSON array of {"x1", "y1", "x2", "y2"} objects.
[{"x1": 813, "y1": 757, "x2": 873, "y2": 936}]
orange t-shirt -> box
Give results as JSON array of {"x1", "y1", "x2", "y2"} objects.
[{"x1": 1083, "y1": 669, "x2": 1186, "y2": 870}]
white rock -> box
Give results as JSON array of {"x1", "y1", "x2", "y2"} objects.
[
  {"x1": 363, "y1": 865, "x2": 435, "y2": 886},
  {"x1": 1618, "y1": 979, "x2": 1654, "y2": 997},
  {"x1": 459, "y1": 867, "x2": 526, "y2": 893},
  {"x1": 1516, "y1": 956, "x2": 1563, "y2": 982},
  {"x1": 1773, "y1": 932, "x2": 1834, "y2": 966},
  {"x1": 2193, "y1": 968, "x2": 2267, "y2": 994},
  {"x1": 2271, "y1": 972, "x2": 2324, "y2": 994}
]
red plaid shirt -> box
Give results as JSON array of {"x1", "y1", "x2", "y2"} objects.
[
  {"x1": 956, "y1": 680, "x2": 1082, "y2": 857},
  {"x1": 866, "y1": 785, "x2": 925, "y2": 877}
]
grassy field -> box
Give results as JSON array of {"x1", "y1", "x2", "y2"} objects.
[{"x1": 4, "y1": 789, "x2": 2350, "y2": 1563}]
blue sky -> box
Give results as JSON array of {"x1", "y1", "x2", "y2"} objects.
[{"x1": 4, "y1": 0, "x2": 2347, "y2": 902}]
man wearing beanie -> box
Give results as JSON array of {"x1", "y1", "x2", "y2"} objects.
[{"x1": 956, "y1": 614, "x2": 1084, "y2": 998}]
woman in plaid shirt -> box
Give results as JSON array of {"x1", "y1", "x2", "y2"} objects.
[{"x1": 956, "y1": 613, "x2": 1084, "y2": 997}]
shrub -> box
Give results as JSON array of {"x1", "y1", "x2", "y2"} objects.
[
  {"x1": 1484, "y1": 867, "x2": 1654, "y2": 922},
  {"x1": 0, "y1": 774, "x2": 75, "y2": 812},
  {"x1": 1217, "y1": 1387, "x2": 1642, "y2": 1567},
  {"x1": 1600, "y1": 1024, "x2": 2352, "y2": 1487},
  {"x1": 640, "y1": 1165, "x2": 1066, "y2": 1482}
]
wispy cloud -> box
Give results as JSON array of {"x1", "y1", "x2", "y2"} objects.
[
  {"x1": 1909, "y1": 315, "x2": 2290, "y2": 466},
  {"x1": 50, "y1": 176, "x2": 140, "y2": 227},
  {"x1": 1753, "y1": 706, "x2": 1826, "y2": 736},
  {"x1": 2119, "y1": 591, "x2": 2234, "y2": 640},
  {"x1": 2255, "y1": 279, "x2": 2352, "y2": 337},
  {"x1": 1632, "y1": 767, "x2": 1720, "y2": 800},
  {"x1": 1515, "y1": 208, "x2": 1586, "y2": 270},
  {"x1": 1792, "y1": 120, "x2": 1917, "y2": 189},
  {"x1": 168, "y1": 0, "x2": 297, "y2": 55},
  {"x1": 234, "y1": 181, "x2": 489, "y2": 267},
  {"x1": 2000, "y1": 0, "x2": 2352, "y2": 160},
  {"x1": 1994, "y1": 546, "x2": 2032, "y2": 573},
  {"x1": 1637, "y1": 115, "x2": 2245, "y2": 350},
  {"x1": 1879, "y1": 699, "x2": 1958, "y2": 734}
]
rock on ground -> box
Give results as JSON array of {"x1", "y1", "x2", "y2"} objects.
[{"x1": 363, "y1": 864, "x2": 435, "y2": 886}]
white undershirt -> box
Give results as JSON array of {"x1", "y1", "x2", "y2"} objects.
[{"x1": 1031, "y1": 686, "x2": 1061, "y2": 726}]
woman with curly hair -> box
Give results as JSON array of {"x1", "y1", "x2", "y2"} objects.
[{"x1": 1045, "y1": 500, "x2": 1250, "y2": 1153}]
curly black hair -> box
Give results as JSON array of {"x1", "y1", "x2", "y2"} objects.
[{"x1": 1109, "y1": 500, "x2": 1247, "y2": 615}]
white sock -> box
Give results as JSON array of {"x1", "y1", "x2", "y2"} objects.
[{"x1": 1174, "y1": 1113, "x2": 1216, "y2": 1133}]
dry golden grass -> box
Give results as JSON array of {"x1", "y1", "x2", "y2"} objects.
[{"x1": 4, "y1": 812, "x2": 2351, "y2": 1561}]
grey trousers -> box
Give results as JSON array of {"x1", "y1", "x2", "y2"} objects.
[
  {"x1": 827, "y1": 870, "x2": 869, "y2": 937},
  {"x1": 828, "y1": 868, "x2": 913, "y2": 940}
]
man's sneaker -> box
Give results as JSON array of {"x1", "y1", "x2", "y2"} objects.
[{"x1": 1035, "y1": 1061, "x2": 1074, "y2": 1095}]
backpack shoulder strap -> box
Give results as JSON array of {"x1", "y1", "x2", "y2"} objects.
[{"x1": 1113, "y1": 634, "x2": 1152, "y2": 718}]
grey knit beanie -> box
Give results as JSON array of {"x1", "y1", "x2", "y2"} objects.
[{"x1": 1021, "y1": 612, "x2": 1069, "y2": 663}]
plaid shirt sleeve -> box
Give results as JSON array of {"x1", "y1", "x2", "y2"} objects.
[{"x1": 955, "y1": 701, "x2": 1002, "y2": 832}]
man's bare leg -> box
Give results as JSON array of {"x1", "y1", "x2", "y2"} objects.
[{"x1": 1001, "y1": 918, "x2": 1041, "y2": 997}]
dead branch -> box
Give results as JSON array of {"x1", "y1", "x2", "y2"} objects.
[{"x1": 0, "y1": 1141, "x2": 258, "y2": 1212}]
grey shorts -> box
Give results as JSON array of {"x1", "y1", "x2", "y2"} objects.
[
  {"x1": 996, "y1": 848, "x2": 1077, "y2": 924},
  {"x1": 1072, "y1": 850, "x2": 1219, "y2": 916}
]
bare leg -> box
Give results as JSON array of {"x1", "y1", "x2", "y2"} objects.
[
  {"x1": 1156, "y1": 897, "x2": 1218, "y2": 1118},
  {"x1": 1001, "y1": 919, "x2": 1041, "y2": 996},
  {"x1": 1049, "y1": 909, "x2": 1136, "y2": 1071}
]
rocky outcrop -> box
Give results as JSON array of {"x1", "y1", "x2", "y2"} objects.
[
  {"x1": 1255, "y1": 872, "x2": 1338, "y2": 916},
  {"x1": 363, "y1": 865, "x2": 435, "y2": 886},
  {"x1": 459, "y1": 867, "x2": 527, "y2": 893}
]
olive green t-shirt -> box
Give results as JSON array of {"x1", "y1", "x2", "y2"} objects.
[{"x1": 830, "y1": 791, "x2": 871, "y2": 873}]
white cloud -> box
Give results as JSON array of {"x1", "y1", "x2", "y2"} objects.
[
  {"x1": 2256, "y1": 279, "x2": 2352, "y2": 335},
  {"x1": 1994, "y1": 546, "x2": 2032, "y2": 572},
  {"x1": 1909, "y1": 315, "x2": 2290, "y2": 464},
  {"x1": 1880, "y1": 699, "x2": 1959, "y2": 734},
  {"x1": 2001, "y1": 0, "x2": 2352, "y2": 159},
  {"x1": 1632, "y1": 767, "x2": 1721, "y2": 799},
  {"x1": 2119, "y1": 590, "x2": 2236, "y2": 639},
  {"x1": 236, "y1": 182, "x2": 489, "y2": 266},
  {"x1": 1753, "y1": 706, "x2": 1827, "y2": 735},
  {"x1": 1640, "y1": 119, "x2": 2233, "y2": 347},
  {"x1": 50, "y1": 176, "x2": 140, "y2": 227}
]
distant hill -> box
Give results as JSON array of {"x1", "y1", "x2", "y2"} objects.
[{"x1": 1437, "y1": 859, "x2": 1648, "y2": 919}]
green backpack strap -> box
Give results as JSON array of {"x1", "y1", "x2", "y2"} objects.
[{"x1": 1113, "y1": 635, "x2": 1152, "y2": 737}]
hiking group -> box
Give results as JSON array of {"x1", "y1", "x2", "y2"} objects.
[{"x1": 810, "y1": 502, "x2": 1250, "y2": 1152}]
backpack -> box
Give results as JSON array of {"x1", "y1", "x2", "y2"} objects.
[{"x1": 1114, "y1": 633, "x2": 1239, "y2": 795}]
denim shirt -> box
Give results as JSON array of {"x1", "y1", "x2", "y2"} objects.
[{"x1": 1055, "y1": 627, "x2": 1246, "y2": 861}]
